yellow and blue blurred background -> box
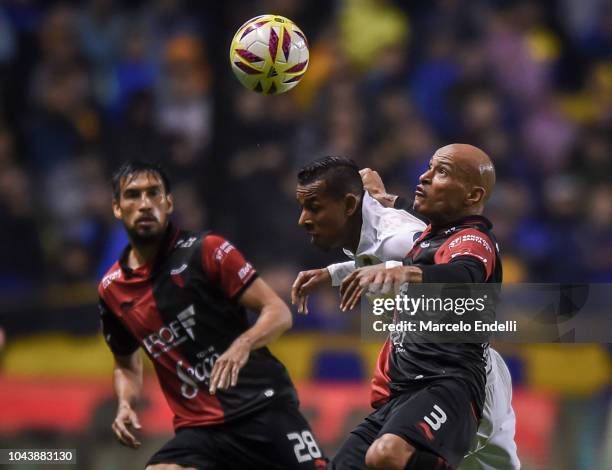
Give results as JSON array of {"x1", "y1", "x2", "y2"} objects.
[{"x1": 0, "y1": 1, "x2": 610, "y2": 469}]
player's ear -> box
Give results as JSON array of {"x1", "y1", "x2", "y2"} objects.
[
  {"x1": 166, "y1": 193, "x2": 174, "y2": 214},
  {"x1": 344, "y1": 193, "x2": 360, "y2": 216},
  {"x1": 466, "y1": 186, "x2": 485, "y2": 206},
  {"x1": 112, "y1": 198, "x2": 122, "y2": 220}
]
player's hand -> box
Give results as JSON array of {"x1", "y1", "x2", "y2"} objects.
[
  {"x1": 340, "y1": 265, "x2": 412, "y2": 311},
  {"x1": 339, "y1": 265, "x2": 388, "y2": 311},
  {"x1": 112, "y1": 403, "x2": 142, "y2": 449},
  {"x1": 360, "y1": 168, "x2": 397, "y2": 208},
  {"x1": 209, "y1": 337, "x2": 250, "y2": 395},
  {"x1": 291, "y1": 268, "x2": 331, "y2": 314}
]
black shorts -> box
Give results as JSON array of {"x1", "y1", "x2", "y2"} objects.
[
  {"x1": 331, "y1": 379, "x2": 479, "y2": 469},
  {"x1": 146, "y1": 401, "x2": 327, "y2": 470}
]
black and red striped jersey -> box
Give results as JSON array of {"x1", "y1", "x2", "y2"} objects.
[
  {"x1": 98, "y1": 225, "x2": 297, "y2": 430},
  {"x1": 371, "y1": 216, "x2": 502, "y2": 414}
]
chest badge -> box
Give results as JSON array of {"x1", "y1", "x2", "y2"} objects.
[{"x1": 420, "y1": 241, "x2": 431, "y2": 248}]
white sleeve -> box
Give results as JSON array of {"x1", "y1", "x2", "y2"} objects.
[
  {"x1": 378, "y1": 225, "x2": 423, "y2": 261},
  {"x1": 326, "y1": 261, "x2": 355, "y2": 287}
]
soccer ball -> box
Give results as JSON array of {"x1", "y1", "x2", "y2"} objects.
[{"x1": 229, "y1": 15, "x2": 309, "y2": 95}]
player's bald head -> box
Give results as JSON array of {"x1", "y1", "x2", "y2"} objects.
[
  {"x1": 433, "y1": 143, "x2": 495, "y2": 204},
  {"x1": 414, "y1": 143, "x2": 496, "y2": 225}
]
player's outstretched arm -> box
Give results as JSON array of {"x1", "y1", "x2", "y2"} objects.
[
  {"x1": 339, "y1": 265, "x2": 423, "y2": 311},
  {"x1": 291, "y1": 267, "x2": 335, "y2": 314},
  {"x1": 112, "y1": 351, "x2": 143, "y2": 449},
  {"x1": 360, "y1": 168, "x2": 398, "y2": 208},
  {"x1": 209, "y1": 278, "x2": 292, "y2": 394}
]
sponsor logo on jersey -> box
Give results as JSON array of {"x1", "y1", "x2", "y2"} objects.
[
  {"x1": 177, "y1": 305, "x2": 196, "y2": 340},
  {"x1": 448, "y1": 233, "x2": 492, "y2": 253},
  {"x1": 176, "y1": 346, "x2": 219, "y2": 399},
  {"x1": 176, "y1": 236, "x2": 197, "y2": 248},
  {"x1": 102, "y1": 269, "x2": 121, "y2": 289},
  {"x1": 238, "y1": 262, "x2": 254, "y2": 281},
  {"x1": 390, "y1": 329, "x2": 406, "y2": 352},
  {"x1": 143, "y1": 305, "x2": 196, "y2": 358},
  {"x1": 214, "y1": 241, "x2": 235, "y2": 262},
  {"x1": 420, "y1": 241, "x2": 431, "y2": 248}
]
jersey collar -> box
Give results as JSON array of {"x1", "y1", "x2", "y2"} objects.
[{"x1": 430, "y1": 215, "x2": 493, "y2": 235}]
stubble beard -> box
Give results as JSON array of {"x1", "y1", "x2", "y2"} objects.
[{"x1": 126, "y1": 224, "x2": 166, "y2": 246}]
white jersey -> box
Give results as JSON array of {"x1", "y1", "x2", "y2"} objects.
[
  {"x1": 325, "y1": 193, "x2": 520, "y2": 469},
  {"x1": 461, "y1": 348, "x2": 520, "y2": 469},
  {"x1": 327, "y1": 192, "x2": 426, "y2": 286}
]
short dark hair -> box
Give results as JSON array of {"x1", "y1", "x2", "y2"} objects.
[
  {"x1": 297, "y1": 156, "x2": 363, "y2": 199},
  {"x1": 111, "y1": 161, "x2": 171, "y2": 200}
]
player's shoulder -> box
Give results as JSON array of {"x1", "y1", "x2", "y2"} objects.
[
  {"x1": 201, "y1": 232, "x2": 240, "y2": 260},
  {"x1": 201, "y1": 232, "x2": 227, "y2": 247},
  {"x1": 454, "y1": 216, "x2": 494, "y2": 233},
  {"x1": 391, "y1": 204, "x2": 429, "y2": 225},
  {"x1": 366, "y1": 194, "x2": 426, "y2": 230},
  {"x1": 452, "y1": 225, "x2": 492, "y2": 237},
  {"x1": 172, "y1": 229, "x2": 238, "y2": 250},
  {"x1": 446, "y1": 216, "x2": 495, "y2": 239},
  {"x1": 444, "y1": 226, "x2": 496, "y2": 255},
  {"x1": 377, "y1": 207, "x2": 427, "y2": 239},
  {"x1": 170, "y1": 229, "x2": 234, "y2": 260},
  {"x1": 98, "y1": 261, "x2": 122, "y2": 297},
  {"x1": 172, "y1": 229, "x2": 208, "y2": 250}
]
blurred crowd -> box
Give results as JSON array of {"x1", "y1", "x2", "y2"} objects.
[{"x1": 1, "y1": 0, "x2": 612, "y2": 335}]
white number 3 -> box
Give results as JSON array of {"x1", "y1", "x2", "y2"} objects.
[{"x1": 287, "y1": 430, "x2": 322, "y2": 463}]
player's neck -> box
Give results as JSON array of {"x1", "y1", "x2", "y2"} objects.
[
  {"x1": 343, "y1": 210, "x2": 363, "y2": 254},
  {"x1": 127, "y1": 239, "x2": 163, "y2": 269},
  {"x1": 430, "y1": 207, "x2": 483, "y2": 230}
]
